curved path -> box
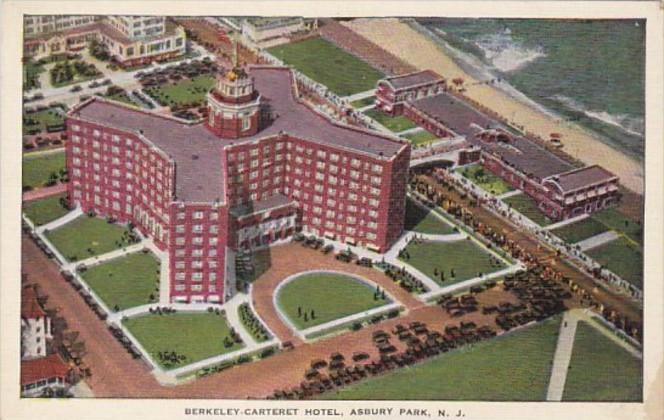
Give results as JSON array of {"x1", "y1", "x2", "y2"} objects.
[{"x1": 250, "y1": 243, "x2": 423, "y2": 346}]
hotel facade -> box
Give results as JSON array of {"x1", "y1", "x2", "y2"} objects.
[{"x1": 66, "y1": 65, "x2": 410, "y2": 304}]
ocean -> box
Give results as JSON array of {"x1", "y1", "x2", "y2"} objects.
[{"x1": 416, "y1": 18, "x2": 646, "y2": 162}]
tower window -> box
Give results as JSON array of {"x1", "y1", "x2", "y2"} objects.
[{"x1": 242, "y1": 118, "x2": 250, "y2": 131}]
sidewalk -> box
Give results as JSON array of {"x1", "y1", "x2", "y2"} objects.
[
  {"x1": 546, "y1": 311, "x2": 579, "y2": 401},
  {"x1": 23, "y1": 183, "x2": 67, "y2": 202},
  {"x1": 575, "y1": 231, "x2": 620, "y2": 251},
  {"x1": 545, "y1": 213, "x2": 588, "y2": 231}
]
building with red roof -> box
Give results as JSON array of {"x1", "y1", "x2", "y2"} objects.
[
  {"x1": 66, "y1": 65, "x2": 410, "y2": 303},
  {"x1": 20, "y1": 354, "x2": 71, "y2": 397}
]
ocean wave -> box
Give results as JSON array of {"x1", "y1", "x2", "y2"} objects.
[
  {"x1": 473, "y1": 30, "x2": 546, "y2": 73},
  {"x1": 551, "y1": 95, "x2": 645, "y2": 138}
]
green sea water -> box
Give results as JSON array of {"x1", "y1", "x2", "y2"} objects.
[{"x1": 418, "y1": 18, "x2": 645, "y2": 161}]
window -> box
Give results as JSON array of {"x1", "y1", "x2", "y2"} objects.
[{"x1": 193, "y1": 211, "x2": 204, "y2": 219}]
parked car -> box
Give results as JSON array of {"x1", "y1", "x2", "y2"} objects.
[{"x1": 70, "y1": 85, "x2": 83, "y2": 93}]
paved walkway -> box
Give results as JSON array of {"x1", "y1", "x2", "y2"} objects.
[
  {"x1": 496, "y1": 189, "x2": 522, "y2": 200},
  {"x1": 545, "y1": 213, "x2": 589, "y2": 231},
  {"x1": 66, "y1": 242, "x2": 146, "y2": 271},
  {"x1": 70, "y1": 380, "x2": 95, "y2": 398},
  {"x1": 343, "y1": 89, "x2": 375, "y2": 102},
  {"x1": 546, "y1": 310, "x2": 579, "y2": 401},
  {"x1": 575, "y1": 231, "x2": 620, "y2": 251},
  {"x1": 357, "y1": 104, "x2": 375, "y2": 113},
  {"x1": 22, "y1": 183, "x2": 67, "y2": 202},
  {"x1": 36, "y1": 206, "x2": 82, "y2": 233},
  {"x1": 397, "y1": 126, "x2": 425, "y2": 136}
]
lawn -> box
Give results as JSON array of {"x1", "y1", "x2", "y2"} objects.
[
  {"x1": 23, "y1": 193, "x2": 69, "y2": 226},
  {"x1": 81, "y1": 252, "x2": 160, "y2": 311},
  {"x1": 277, "y1": 272, "x2": 390, "y2": 329},
  {"x1": 457, "y1": 164, "x2": 514, "y2": 196},
  {"x1": 503, "y1": 194, "x2": 553, "y2": 226},
  {"x1": 402, "y1": 130, "x2": 439, "y2": 146},
  {"x1": 350, "y1": 96, "x2": 375, "y2": 108},
  {"x1": 364, "y1": 108, "x2": 418, "y2": 133},
  {"x1": 268, "y1": 37, "x2": 385, "y2": 96},
  {"x1": 22, "y1": 151, "x2": 66, "y2": 189},
  {"x1": 562, "y1": 321, "x2": 641, "y2": 401},
  {"x1": 23, "y1": 107, "x2": 65, "y2": 135},
  {"x1": 23, "y1": 59, "x2": 45, "y2": 91},
  {"x1": 145, "y1": 75, "x2": 215, "y2": 108},
  {"x1": 322, "y1": 315, "x2": 561, "y2": 400},
  {"x1": 551, "y1": 217, "x2": 609, "y2": 244},
  {"x1": 103, "y1": 91, "x2": 140, "y2": 108},
  {"x1": 399, "y1": 239, "x2": 506, "y2": 286},
  {"x1": 404, "y1": 199, "x2": 455, "y2": 235},
  {"x1": 592, "y1": 208, "x2": 643, "y2": 247},
  {"x1": 123, "y1": 312, "x2": 243, "y2": 369},
  {"x1": 586, "y1": 237, "x2": 643, "y2": 289},
  {"x1": 45, "y1": 216, "x2": 135, "y2": 262}
]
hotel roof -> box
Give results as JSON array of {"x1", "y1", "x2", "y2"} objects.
[
  {"x1": 410, "y1": 92, "x2": 574, "y2": 179},
  {"x1": 383, "y1": 70, "x2": 443, "y2": 91},
  {"x1": 546, "y1": 165, "x2": 617, "y2": 193},
  {"x1": 70, "y1": 67, "x2": 405, "y2": 203}
]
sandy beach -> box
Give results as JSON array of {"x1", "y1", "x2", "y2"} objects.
[{"x1": 343, "y1": 18, "x2": 644, "y2": 195}]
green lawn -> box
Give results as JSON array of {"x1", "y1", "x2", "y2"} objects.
[
  {"x1": 350, "y1": 96, "x2": 375, "y2": 108},
  {"x1": 268, "y1": 37, "x2": 385, "y2": 96},
  {"x1": 458, "y1": 164, "x2": 514, "y2": 196},
  {"x1": 586, "y1": 237, "x2": 643, "y2": 289},
  {"x1": 103, "y1": 91, "x2": 140, "y2": 107},
  {"x1": 145, "y1": 75, "x2": 215, "y2": 108},
  {"x1": 592, "y1": 208, "x2": 643, "y2": 247},
  {"x1": 277, "y1": 272, "x2": 390, "y2": 329},
  {"x1": 364, "y1": 108, "x2": 418, "y2": 133},
  {"x1": 23, "y1": 59, "x2": 45, "y2": 91},
  {"x1": 503, "y1": 194, "x2": 554, "y2": 226},
  {"x1": 563, "y1": 321, "x2": 641, "y2": 401},
  {"x1": 22, "y1": 151, "x2": 66, "y2": 189},
  {"x1": 404, "y1": 199, "x2": 455, "y2": 235},
  {"x1": 402, "y1": 130, "x2": 438, "y2": 146},
  {"x1": 23, "y1": 193, "x2": 69, "y2": 226},
  {"x1": 322, "y1": 315, "x2": 561, "y2": 400},
  {"x1": 552, "y1": 217, "x2": 609, "y2": 244},
  {"x1": 123, "y1": 312, "x2": 243, "y2": 369},
  {"x1": 45, "y1": 216, "x2": 135, "y2": 262},
  {"x1": 399, "y1": 239, "x2": 506, "y2": 286},
  {"x1": 81, "y1": 252, "x2": 160, "y2": 311},
  {"x1": 23, "y1": 107, "x2": 65, "y2": 135}
]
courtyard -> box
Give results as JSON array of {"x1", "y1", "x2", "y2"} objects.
[
  {"x1": 503, "y1": 194, "x2": 554, "y2": 226},
  {"x1": 81, "y1": 251, "x2": 160, "y2": 311},
  {"x1": 44, "y1": 215, "x2": 137, "y2": 262},
  {"x1": 143, "y1": 74, "x2": 215, "y2": 109},
  {"x1": 23, "y1": 193, "x2": 69, "y2": 226},
  {"x1": 123, "y1": 312, "x2": 244, "y2": 369},
  {"x1": 364, "y1": 108, "x2": 418, "y2": 133},
  {"x1": 399, "y1": 238, "x2": 508, "y2": 287},
  {"x1": 402, "y1": 130, "x2": 438, "y2": 146},
  {"x1": 276, "y1": 272, "x2": 391, "y2": 330},
  {"x1": 404, "y1": 199, "x2": 456, "y2": 235},
  {"x1": 457, "y1": 164, "x2": 514, "y2": 196},
  {"x1": 22, "y1": 150, "x2": 66, "y2": 189},
  {"x1": 268, "y1": 37, "x2": 385, "y2": 96}
]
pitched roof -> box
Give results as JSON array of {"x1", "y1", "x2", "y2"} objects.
[
  {"x1": 21, "y1": 354, "x2": 70, "y2": 386},
  {"x1": 547, "y1": 165, "x2": 617, "y2": 192},
  {"x1": 385, "y1": 70, "x2": 443, "y2": 91},
  {"x1": 21, "y1": 285, "x2": 46, "y2": 320}
]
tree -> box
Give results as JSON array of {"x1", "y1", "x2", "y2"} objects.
[{"x1": 311, "y1": 309, "x2": 315, "y2": 320}]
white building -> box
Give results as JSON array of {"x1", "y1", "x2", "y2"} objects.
[{"x1": 21, "y1": 284, "x2": 52, "y2": 360}]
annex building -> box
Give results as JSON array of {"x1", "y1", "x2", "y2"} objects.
[
  {"x1": 66, "y1": 65, "x2": 410, "y2": 304},
  {"x1": 24, "y1": 15, "x2": 186, "y2": 67},
  {"x1": 376, "y1": 70, "x2": 620, "y2": 221}
]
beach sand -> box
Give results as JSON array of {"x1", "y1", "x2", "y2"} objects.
[{"x1": 343, "y1": 18, "x2": 644, "y2": 195}]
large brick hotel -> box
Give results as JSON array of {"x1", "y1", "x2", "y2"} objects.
[{"x1": 65, "y1": 66, "x2": 410, "y2": 303}]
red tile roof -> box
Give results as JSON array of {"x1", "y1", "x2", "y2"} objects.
[
  {"x1": 546, "y1": 165, "x2": 617, "y2": 193},
  {"x1": 21, "y1": 285, "x2": 46, "y2": 320},
  {"x1": 20, "y1": 354, "x2": 70, "y2": 386}
]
